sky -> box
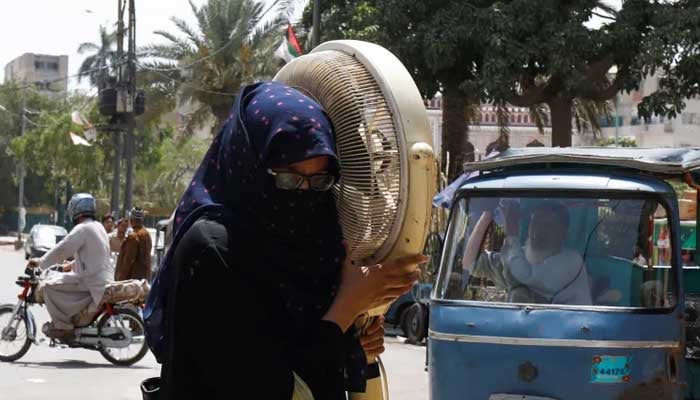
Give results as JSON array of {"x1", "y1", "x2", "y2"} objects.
[{"x1": 0, "y1": 0, "x2": 297, "y2": 90}]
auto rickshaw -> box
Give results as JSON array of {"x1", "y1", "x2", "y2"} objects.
[{"x1": 429, "y1": 148, "x2": 700, "y2": 400}]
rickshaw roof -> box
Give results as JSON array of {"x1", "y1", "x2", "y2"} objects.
[{"x1": 463, "y1": 147, "x2": 700, "y2": 177}]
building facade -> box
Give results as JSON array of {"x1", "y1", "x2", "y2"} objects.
[
  {"x1": 4, "y1": 53, "x2": 69, "y2": 96},
  {"x1": 578, "y1": 75, "x2": 700, "y2": 148},
  {"x1": 425, "y1": 94, "x2": 552, "y2": 160}
]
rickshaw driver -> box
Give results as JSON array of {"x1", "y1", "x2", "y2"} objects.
[{"x1": 461, "y1": 201, "x2": 592, "y2": 305}]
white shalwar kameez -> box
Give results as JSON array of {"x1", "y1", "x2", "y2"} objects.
[{"x1": 37, "y1": 220, "x2": 113, "y2": 329}]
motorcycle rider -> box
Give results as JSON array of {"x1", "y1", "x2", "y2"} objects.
[{"x1": 27, "y1": 193, "x2": 112, "y2": 340}]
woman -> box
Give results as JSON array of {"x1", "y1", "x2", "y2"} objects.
[{"x1": 144, "y1": 82, "x2": 426, "y2": 399}]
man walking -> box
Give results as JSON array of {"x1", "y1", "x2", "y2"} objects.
[
  {"x1": 115, "y1": 207, "x2": 152, "y2": 281},
  {"x1": 110, "y1": 218, "x2": 129, "y2": 253}
]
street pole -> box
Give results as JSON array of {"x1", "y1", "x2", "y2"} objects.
[
  {"x1": 15, "y1": 91, "x2": 26, "y2": 248},
  {"x1": 111, "y1": 0, "x2": 126, "y2": 217},
  {"x1": 111, "y1": 128, "x2": 122, "y2": 217},
  {"x1": 123, "y1": 0, "x2": 136, "y2": 213},
  {"x1": 312, "y1": 0, "x2": 320, "y2": 47},
  {"x1": 124, "y1": 121, "x2": 134, "y2": 213},
  {"x1": 614, "y1": 94, "x2": 619, "y2": 147}
]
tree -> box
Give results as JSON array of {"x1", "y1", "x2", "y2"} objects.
[
  {"x1": 8, "y1": 94, "x2": 111, "y2": 201},
  {"x1": 306, "y1": 0, "x2": 481, "y2": 179},
  {"x1": 300, "y1": 0, "x2": 383, "y2": 48},
  {"x1": 135, "y1": 134, "x2": 209, "y2": 209},
  {"x1": 636, "y1": 0, "x2": 700, "y2": 121},
  {"x1": 141, "y1": 0, "x2": 291, "y2": 136},
  {"x1": 77, "y1": 25, "x2": 118, "y2": 89},
  {"x1": 422, "y1": 0, "x2": 697, "y2": 147},
  {"x1": 306, "y1": 1, "x2": 698, "y2": 175},
  {"x1": 0, "y1": 84, "x2": 64, "y2": 212}
]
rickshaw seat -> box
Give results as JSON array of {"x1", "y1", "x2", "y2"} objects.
[{"x1": 586, "y1": 256, "x2": 644, "y2": 307}]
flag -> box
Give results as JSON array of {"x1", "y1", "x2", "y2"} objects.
[
  {"x1": 275, "y1": 24, "x2": 303, "y2": 63},
  {"x1": 69, "y1": 132, "x2": 91, "y2": 146}
]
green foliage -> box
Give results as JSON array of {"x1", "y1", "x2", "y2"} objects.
[
  {"x1": 300, "y1": 0, "x2": 383, "y2": 48},
  {"x1": 134, "y1": 134, "x2": 209, "y2": 208},
  {"x1": 305, "y1": 0, "x2": 475, "y2": 178},
  {"x1": 597, "y1": 137, "x2": 637, "y2": 147},
  {"x1": 77, "y1": 25, "x2": 118, "y2": 88},
  {"x1": 8, "y1": 94, "x2": 109, "y2": 197},
  {"x1": 573, "y1": 98, "x2": 613, "y2": 137},
  {"x1": 0, "y1": 84, "x2": 66, "y2": 208},
  {"x1": 637, "y1": 0, "x2": 700, "y2": 120},
  {"x1": 371, "y1": 0, "x2": 699, "y2": 146},
  {"x1": 141, "y1": 0, "x2": 291, "y2": 135}
]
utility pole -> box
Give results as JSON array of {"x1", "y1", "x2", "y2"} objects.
[
  {"x1": 111, "y1": 0, "x2": 127, "y2": 218},
  {"x1": 15, "y1": 91, "x2": 27, "y2": 248},
  {"x1": 105, "y1": 0, "x2": 142, "y2": 217},
  {"x1": 123, "y1": 0, "x2": 136, "y2": 213},
  {"x1": 614, "y1": 94, "x2": 619, "y2": 147},
  {"x1": 312, "y1": 0, "x2": 321, "y2": 47}
]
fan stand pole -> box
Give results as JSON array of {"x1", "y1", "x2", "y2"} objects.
[
  {"x1": 348, "y1": 369, "x2": 389, "y2": 400},
  {"x1": 348, "y1": 314, "x2": 390, "y2": 400}
]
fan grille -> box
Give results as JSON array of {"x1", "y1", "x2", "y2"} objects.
[{"x1": 275, "y1": 50, "x2": 403, "y2": 264}]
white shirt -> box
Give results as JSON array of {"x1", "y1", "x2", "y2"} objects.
[
  {"x1": 38, "y1": 220, "x2": 113, "y2": 306},
  {"x1": 473, "y1": 236, "x2": 592, "y2": 305}
]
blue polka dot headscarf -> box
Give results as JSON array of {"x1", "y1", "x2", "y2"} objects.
[{"x1": 145, "y1": 82, "x2": 368, "y2": 392}]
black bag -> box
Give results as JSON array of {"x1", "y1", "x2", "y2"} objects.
[{"x1": 141, "y1": 377, "x2": 160, "y2": 400}]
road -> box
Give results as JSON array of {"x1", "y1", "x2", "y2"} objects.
[{"x1": 0, "y1": 246, "x2": 428, "y2": 399}]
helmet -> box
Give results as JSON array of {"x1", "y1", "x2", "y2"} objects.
[{"x1": 67, "y1": 193, "x2": 97, "y2": 223}]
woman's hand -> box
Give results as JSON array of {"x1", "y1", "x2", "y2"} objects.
[
  {"x1": 323, "y1": 246, "x2": 427, "y2": 332},
  {"x1": 360, "y1": 316, "x2": 385, "y2": 362}
]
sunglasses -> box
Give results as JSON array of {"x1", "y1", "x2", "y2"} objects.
[{"x1": 266, "y1": 169, "x2": 336, "y2": 191}]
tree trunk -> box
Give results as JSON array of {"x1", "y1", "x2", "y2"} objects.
[
  {"x1": 442, "y1": 83, "x2": 474, "y2": 181},
  {"x1": 213, "y1": 105, "x2": 231, "y2": 137},
  {"x1": 548, "y1": 98, "x2": 574, "y2": 147}
]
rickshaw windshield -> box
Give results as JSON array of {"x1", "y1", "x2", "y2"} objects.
[{"x1": 436, "y1": 194, "x2": 677, "y2": 309}]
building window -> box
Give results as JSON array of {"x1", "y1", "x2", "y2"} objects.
[
  {"x1": 34, "y1": 60, "x2": 58, "y2": 71},
  {"x1": 682, "y1": 112, "x2": 696, "y2": 125},
  {"x1": 517, "y1": 115, "x2": 522, "y2": 124}
]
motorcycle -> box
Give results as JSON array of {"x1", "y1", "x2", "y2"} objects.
[{"x1": 0, "y1": 265, "x2": 149, "y2": 366}]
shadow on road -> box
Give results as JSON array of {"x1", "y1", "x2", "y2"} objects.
[{"x1": 14, "y1": 360, "x2": 151, "y2": 370}]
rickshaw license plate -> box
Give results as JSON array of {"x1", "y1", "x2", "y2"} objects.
[{"x1": 590, "y1": 355, "x2": 631, "y2": 383}]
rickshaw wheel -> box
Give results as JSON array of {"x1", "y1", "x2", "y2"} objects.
[{"x1": 402, "y1": 303, "x2": 427, "y2": 344}]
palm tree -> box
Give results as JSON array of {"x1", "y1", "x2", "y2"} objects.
[
  {"x1": 77, "y1": 25, "x2": 117, "y2": 89},
  {"x1": 141, "y1": 0, "x2": 293, "y2": 136},
  {"x1": 572, "y1": 98, "x2": 613, "y2": 139}
]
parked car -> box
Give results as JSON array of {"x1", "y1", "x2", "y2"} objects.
[
  {"x1": 24, "y1": 224, "x2": 68, "y2": 259},
  {"x1": 384, "y1": 282, "x2": 432, "y2": 344},
  {"x1": 151, "y1": 218, "x2": 171, "y2": 278},
  {"x1": 384, "y1": 231, "x2": 442, "y2": 345},
  {"x1": 146, "y1": 227, "x2": 165, "y2": 279}
]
